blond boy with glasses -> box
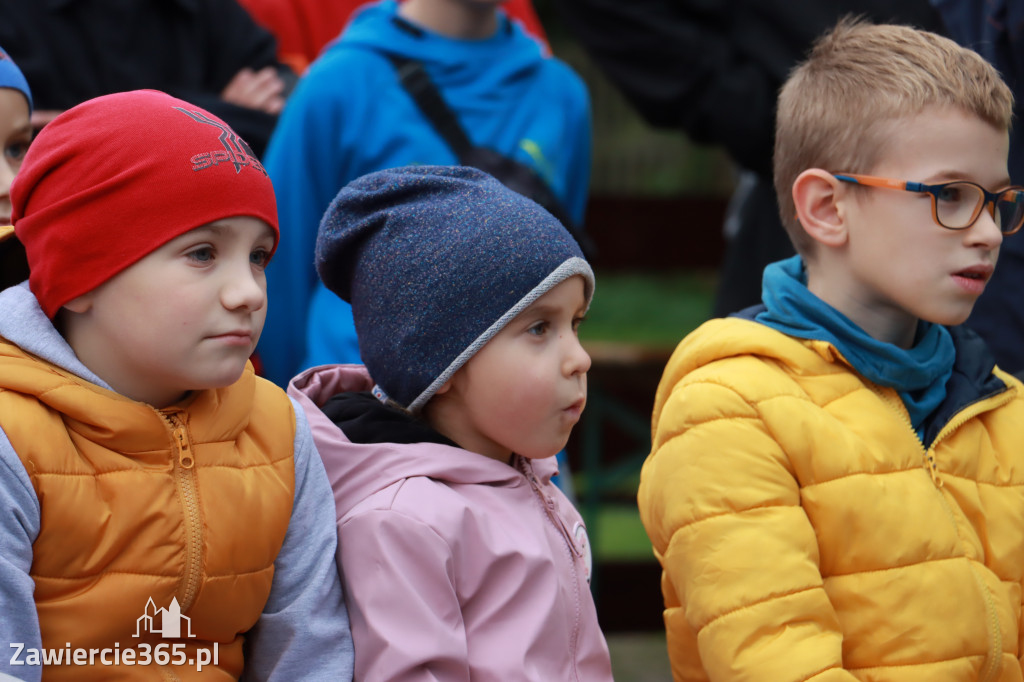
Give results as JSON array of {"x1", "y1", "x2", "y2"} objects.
[{"x1": 640, "y1": 18, "x2": 1024, "y2": 681}]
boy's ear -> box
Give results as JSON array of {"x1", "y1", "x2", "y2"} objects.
[
  {"x1": 792, "y1": 169, "x2": 849, "y2": 248},
  {"x1": 62, "y1": 291, "x2": 93, "y2": 314}
]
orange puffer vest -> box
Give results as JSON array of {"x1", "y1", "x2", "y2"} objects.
[{"x1": 0, "y1": 338, "x2": 295, "y2": 681}]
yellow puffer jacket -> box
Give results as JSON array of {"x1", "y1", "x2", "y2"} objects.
[
  {"x1": 639, "y1": 317, "x2": 1024, "y2": 681},
  {"x1": 0, "y1": 337, "x2": 296, "y2": 681}
]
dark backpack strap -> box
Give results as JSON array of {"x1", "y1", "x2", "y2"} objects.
[
  {"x1": 386, "y1": 54, "x2": 476, "y2": 160},
  {"x1": 384, "y1": 53, "x2": 596, "y2": 257}
]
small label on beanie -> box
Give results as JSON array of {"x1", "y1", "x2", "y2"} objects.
[{"x1": 371, "y1": 385, "x2": 390, "y2": 405}]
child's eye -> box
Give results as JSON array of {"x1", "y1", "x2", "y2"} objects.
[
  {"x1": 187, "y1": 246, "x2": 214, "y2": 263},
  {"x1": 5, "y1": 140, "x2": 29, "y2": 165},
  {"x1": 250, "y1": 248, "x2": 271, "y2": 268},
  {"x1": 572, "y1": 315, "x2": 587, "y2": 333},
  {"x1": 936, "y1": 184, "x2": 966, "y2": 204},
  {"x1": 527, "y1": 321, "x2": 549, "y2": 336}
]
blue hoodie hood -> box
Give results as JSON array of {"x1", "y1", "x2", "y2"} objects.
[{"x1": 334, "y1": 0, "x2": 546, "y2": 103}]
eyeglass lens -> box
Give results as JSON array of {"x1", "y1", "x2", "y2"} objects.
[
  {"x1": 936, "y1": 183, "x2": 1024, "y2": 233},
  {"x1": 995, "y1": 191, "x2": 1024, "y2": 234}
]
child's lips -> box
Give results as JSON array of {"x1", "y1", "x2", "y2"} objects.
[
  {"x1": 563, "y1": 398, "x2": 586, "y2": 420},
  {"x1": 953, "y1": 263, "x2": 994, "y2": 280},
  {"x1": 952, "y1": 263, "x2": 994, "y2": 294},
  {"x1": 208, "y1": 329, "x2": 254, "y2": 346}
]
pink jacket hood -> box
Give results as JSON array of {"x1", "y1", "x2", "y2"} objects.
[
  {"x1": 289, "y1": 364, "x2": 613, "y2": 682},
  {"x1": 288, "y1": 364, "x2": 561, "y2": 517}
]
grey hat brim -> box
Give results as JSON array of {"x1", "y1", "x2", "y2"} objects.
[{"x1": 407, "y1": 256, "x2": 594, "y2": 412}]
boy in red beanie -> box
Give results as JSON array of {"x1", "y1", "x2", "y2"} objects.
[{"x1": 0, "y1": 90, "x2": 354, "y2": 681}]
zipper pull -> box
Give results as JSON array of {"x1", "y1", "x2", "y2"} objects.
[
  {"x1": 174, "y1": 426, "x2": 194, "y2": 469},
  {"x1": 925, "y1": 453, "x2": 942, "y2": 487}
]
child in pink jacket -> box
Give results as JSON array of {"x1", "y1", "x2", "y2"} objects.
[{"x1": 288, "y1": 165, "x2": 613, "y2": 681}]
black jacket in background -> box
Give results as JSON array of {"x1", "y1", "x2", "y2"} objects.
[
  {"x1": 552, "y1": 0, "x2": 945, "y2": 317},
  {"x1": 0, "y1": 0, "x2": 292, "y2": 157}
]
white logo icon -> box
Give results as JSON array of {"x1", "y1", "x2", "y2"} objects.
[{"x1": 133, "y1": 597, "x2": 195, "y2": 639}]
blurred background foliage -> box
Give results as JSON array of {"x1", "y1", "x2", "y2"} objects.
[{"x1": 537, "y1": 5, "x2": 740, "y2": 678}]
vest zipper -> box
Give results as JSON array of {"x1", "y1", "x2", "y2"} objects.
[{"x1": 163, "y1": 411, "x2": 203, "y2": 613}]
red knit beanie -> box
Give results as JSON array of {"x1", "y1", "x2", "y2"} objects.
[{"x1": 11, "y1": 90, "x2": 279, "y2": 318}]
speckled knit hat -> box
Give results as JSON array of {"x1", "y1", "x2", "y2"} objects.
[{"x1": 316, "y1": 165, "x2": 594, "y2": 412}]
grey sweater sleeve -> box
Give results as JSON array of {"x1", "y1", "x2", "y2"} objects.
[
  {"x1": 241, "y1": 398, "x2": 354, "y2": 681},
  {"x1": 0, "y1": 426, "x2": 42, "y2": 682}
]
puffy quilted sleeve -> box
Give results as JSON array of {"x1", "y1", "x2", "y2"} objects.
[{"x1": 638, "y1": 376, "x2": 857, "y2": 681}]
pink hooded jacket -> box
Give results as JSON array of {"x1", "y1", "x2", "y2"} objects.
[{"x1": 288, "y1": 364, "x2": 614, "y2": 682}]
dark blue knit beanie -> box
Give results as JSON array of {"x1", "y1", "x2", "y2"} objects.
[{"x1": 316, "y1": 165, "x2": 595, "y2": 412}]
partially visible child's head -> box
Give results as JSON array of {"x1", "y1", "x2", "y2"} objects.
[
  {"x1": 0, "y1": 46, "x2": 32, "y2": 113},
  {"x1": 774, "y1": 18, "x2": 1014, "y2": 256},
  {"x1": 0, "y1": 46, "x2": 32, "y2": 217},
  {"x1": 11, "y1": 90, "x2": 279, "y2": 406},
  {"x1": 398, "y1": 0, "x2": 509, "y2": 40},
  {"x1": 0, "y1": 46, "x2": 33, "y2": 286},
  {"x1": 316, "y1": 165, "x2": 593, "y2": 461}
]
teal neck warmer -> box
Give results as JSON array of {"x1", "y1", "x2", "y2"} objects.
[{"x1": 755, "y1": 256, "x2": 955, "y2": 437}]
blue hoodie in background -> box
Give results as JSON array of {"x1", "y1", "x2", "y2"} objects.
[{"x1": 259, "y1": 0, "x2": 592, "y2": 387}]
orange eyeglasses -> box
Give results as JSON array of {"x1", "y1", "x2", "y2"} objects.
[{"x1": 833, "y1": 173, "x2": 1024, "y2": 235}]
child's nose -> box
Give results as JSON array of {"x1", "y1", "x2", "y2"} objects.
[
  {"x1": 564, "y1": 334, "x2": 591, "y2": 377},
  {"x1": 969, "y1": 204, "x2": 1004, "y2": 249},
  {"x1": 221, "y1": 262, "x2": 266, "y2": 312}
]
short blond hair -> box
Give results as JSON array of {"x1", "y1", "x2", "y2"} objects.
[{"x1": 774, "y1": 17, "x2": 1014, "y2": 255}]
